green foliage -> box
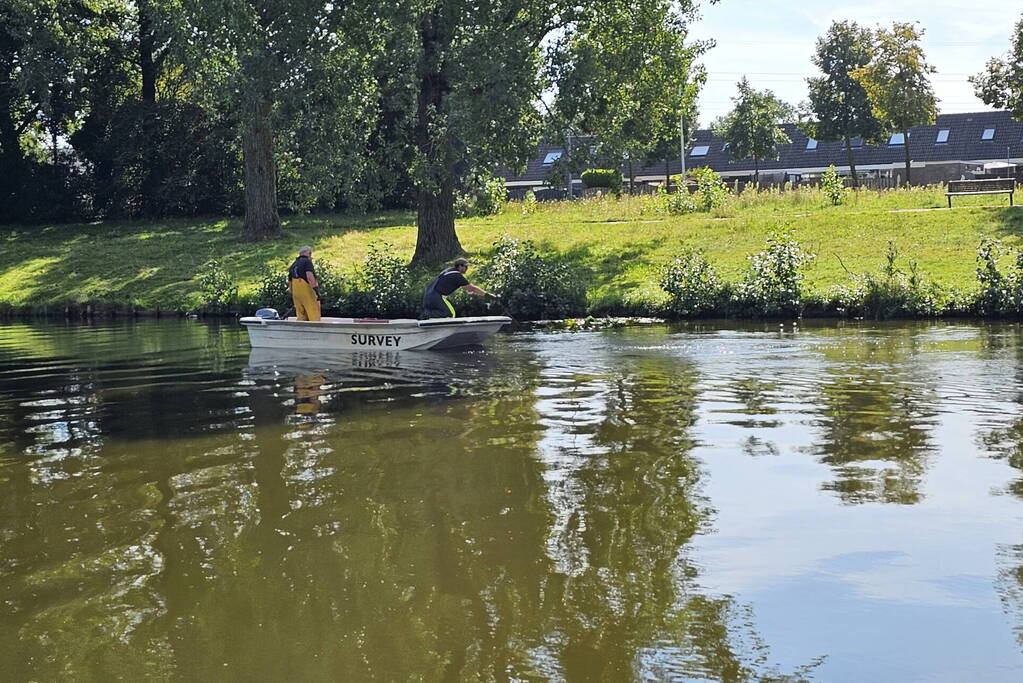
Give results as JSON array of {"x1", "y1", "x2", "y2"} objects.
[
  {"x1": 971, "y1": 16, "x2": 1023, "y2": 120},
  {"x1": 197, "y1": 259, "x2": 239, "y2": 313},
  {"x1": 975, "y1": 238, "x2": 1023, "y2": 317},
  {"x1": 831, "y1": 242, "x2": 943, "y2": 318},
  {"x1": 851, "y1": 22, "x2": 937, "y2": 185},
  {"x1": 548, "y1": 1, "x2": 708, "y2": 177},
  {"x1": 477, "y1": 236, "x2": 587, "y2": 319},
  {"x1": 662, "y1": 187, "x2": 698, "y2": 215},
  {"x1": 688, "y1": 167, "x2": 728, "y2": 211},
  {"x1": 714, "y1": 78, "x2": 792, "y2": 175},
  {"x1": 521, "y1": 189, "x2": 539, "y2": 215},
  {"x1": 802, "y1": 21, "x2": 885, "y2": 148},
  {"x1": 733, "y1": 232, "x2": 815, "y2": 317},
  {"x1": 341, "y1": 242, "x2": 418, "y2": 318},
  {"x1": 820, "y1": 166, "x2": 846, "y2": 205},
  {"x1": 581, "y1": 169, "x2": 623, "y2": 193},
  {"x1": 660, "y1": 248, "x2": 726, "y2": 316},
  {"x1": 454, "y1": 173, "x2": 507, "y2": 219}
]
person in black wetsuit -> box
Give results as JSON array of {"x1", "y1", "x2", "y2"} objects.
[{"x1": 422, "y1": 258, "x2": 492, "y2": 318}]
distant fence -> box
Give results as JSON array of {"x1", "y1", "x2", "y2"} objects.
[{"x1": 506, "y1": 173, "x2": 906, "y2": 201}]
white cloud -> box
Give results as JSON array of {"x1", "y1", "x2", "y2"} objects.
[{"x1": 690, "y1": 0, "x2": 1017, "y2": 125}]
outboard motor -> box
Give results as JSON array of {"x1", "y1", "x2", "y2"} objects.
[{"x1": 254, "y1": 307, "x2": 280, "y2": 320}]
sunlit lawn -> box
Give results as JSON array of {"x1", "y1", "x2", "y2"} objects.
[{"x1": 0, "y1": 185, "x2": 1019, "y2": 312}]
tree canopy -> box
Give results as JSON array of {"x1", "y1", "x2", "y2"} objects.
[
  {"x1": 971, "y1": 14, "x2": 1023, "y2": 121},
  {"x1": 802, "y1": 20, "x2": 884, "y2": 187},
  {"x1": 714, "y1": 77, "x2": 792, "y2": 183},
  {"x1": 851, "y1": 22, "x2": 937, "y2": 186}
]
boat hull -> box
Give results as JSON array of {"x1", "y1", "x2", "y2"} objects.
[{"x1": 240, "y1": 315, "x2": 511, "y2": 351}]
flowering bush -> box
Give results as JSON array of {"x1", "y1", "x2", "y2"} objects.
[
  {"x1": 733, "y1": 232, "x2": 815, "y2": 316},
  {"x1": 660, "y1": 248, "x2": 727, "y2": 316}
]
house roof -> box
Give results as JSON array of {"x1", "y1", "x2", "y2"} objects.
[{"x1": 502, "y1": 111, "x2": 1023, "y2": 184}]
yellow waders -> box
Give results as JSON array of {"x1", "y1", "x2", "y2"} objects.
[{"x1": 290, "y1": 278, "x2": 320, "y2": 321}]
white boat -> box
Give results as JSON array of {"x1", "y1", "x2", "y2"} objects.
[{"x1": 240, "y1": 315, "x2": 512, "y2": 351}]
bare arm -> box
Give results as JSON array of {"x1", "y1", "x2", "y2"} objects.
[
  {"x1": 306, "y1": 271, "x2": 319, "y2": 289},
  {"x1": 464, "y1": 284, "x2": 488, "y2": 296}
]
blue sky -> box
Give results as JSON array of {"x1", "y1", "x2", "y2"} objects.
[{"x1": 688, "y1": 0, "x2": 1016, "y2": 126}]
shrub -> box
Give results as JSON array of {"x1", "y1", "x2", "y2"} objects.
[
  {"x1": 689, "y1": 167, "x2": 729, "y2": 211},
  {"x1": 476, "y1": 236, "x2": 587, "y2": 319},
  {"x1": 660, "y1": 248, "x2": 727, "y2": 317},
  {"x1": 197, "y1": 259, "x2": 239, "y2": 314},
  {"x1": 820, "y1": 165, "x2": 845, "y2": 206},
  {"x1": 341, "y1": 242, "x2": 418, "y2": 318},
  {"x1": 830, "y1": 242, "x2": 943, "y2": 319},
  {"x1": 581, "y1": 168, "x2": 623, "y2": 195},
  {"x1": 733, "y1": 231, "x2": 815, "y2": 317},
  {"x1": 250, "y1": 260, "x2": 345, "y2": 314},
  {"x1": 521, "y1": 189, "x2": 539, "y2": 215},
  {"x1": 663, "y1": 187, "x2": 698, "y2": 215},
  {"x1": 251, "y1": 264, "x2": 291, "y2": 312},
  {"x1": 975, "y1": 238, "x2": 1023, "y2": 317},
  {"x1": 454, "y1": 173, "x2": 506, "y2": 218}
]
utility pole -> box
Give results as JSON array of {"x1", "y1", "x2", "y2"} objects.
[
  {"x1": 679, "y1": 108, "x2": 686, "y2": 191},
  {"x1": 566, "y1": 132, "x2": 574, "y2": 199}
]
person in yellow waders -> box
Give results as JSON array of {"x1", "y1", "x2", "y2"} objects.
[{"x1": 288, "y1": 246, "x2": 321, "y2": 321}]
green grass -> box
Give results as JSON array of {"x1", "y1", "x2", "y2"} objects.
[{"x1": 0, "y1": 185, "x2": 1019, "y2": 314}]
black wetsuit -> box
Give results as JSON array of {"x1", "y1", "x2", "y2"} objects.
[{"x1": 422, "y1": 268, "x2": 469, "y2": 318}]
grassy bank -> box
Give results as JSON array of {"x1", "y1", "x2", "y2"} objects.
[{"x1": 0, "y1": 185, "x2": 1020, "y2": 317}]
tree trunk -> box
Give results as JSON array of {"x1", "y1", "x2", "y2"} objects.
[
  {"x1": 242, "y1": 92, "x2": 281, "y2": 241},
  {"x1": 138, "y1": 0, "x2": 161, "y2": 216},
  {"x1": 902, "y1": 131, "x2": 911, "y2": 186},
  {"x1": 411, "y1": 9, "x2": 462, "y2": 264},
  {"x1": 844, "y1": 135, "x2": 859, "y2": 189}
]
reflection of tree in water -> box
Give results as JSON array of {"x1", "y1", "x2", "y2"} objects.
[
  {"x1": 978, "y1": 329, "x2": 1023, "y2": 500},
  {"x1": 812, "y1": 333, "x2": 937, "y2": 504},
  {"x1": 3, "y1": 333, "x2": 821, "y2": 680},
  {"x1": 534, "y1": 353, "x2": 822, "y2": 680},
  {"x1": 978, "y1": 329, "x2": 1023, "y2": 653},
  {"x1": 996, "y1": 543, "x2": 1023, "y2": 650}
]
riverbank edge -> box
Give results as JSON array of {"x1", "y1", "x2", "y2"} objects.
[{"x1": 0, "y1": 299, "x2": 1015, "y2": 324}]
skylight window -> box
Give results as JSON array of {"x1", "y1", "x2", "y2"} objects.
[
  {"x1": 805, "y1": 138, "x2": 818, "y2": 151},
  {"x1": 889, "y1": 133, "x2": 905, "y2": 146},
  {"x1": 935, "y1": 129, "x2": 949, "y2": 144},
  {"x1": 850, "y1": 137, "x2": 864, "y2": 148},
  {"x1": 982, "y1": 128, "x2": 995, "y2": 141},
  {"x1": 690, "y1": 145, "x2": 709, "y2": 157},
  {"x1": 542, "y1": 151, "x2": 562, "y2": 165}
]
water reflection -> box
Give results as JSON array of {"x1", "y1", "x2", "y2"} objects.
[
  {"x1": 810, "y1": 330, "x2": 938, "y2": 504},
  {"x1": 3, "y1": 321, "x2": 1023, "y2": 680}
]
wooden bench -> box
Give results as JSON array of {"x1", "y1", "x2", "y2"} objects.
[{"x1": 946, "y1": 178, "x2": 1015, "y2": 208}]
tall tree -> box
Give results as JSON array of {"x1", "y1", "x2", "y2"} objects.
[
  {"x1": 182, "y1": 0, "x2": 377, "y2": 240},
  {"x1": 0, "y1": 0, "x2": 108, "y2": 222},
  {"x1": 970, "y1": 14, "x2": 1023, "y2": 121},
  {"x1": 548, "y1": 0, "x2": 708, "y2": 194},
  {"x1": 802, "y1": 20, "x2": 884, "y2": 188},
  {"x1": 851, "y1": 22, "x2": 937, "y2": 186},
  {"x1": 403, "y1": 1, "x2": 557, "y2": 262},
  {"x1": 714, "y1": 77, "x2": 791, "y2": 184}
]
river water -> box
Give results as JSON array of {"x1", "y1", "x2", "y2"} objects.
[{"x1": 2, "y1": 320, "x2": 1023, "y2": 681}]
